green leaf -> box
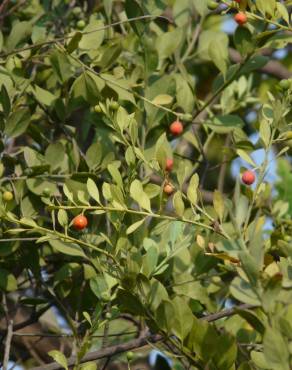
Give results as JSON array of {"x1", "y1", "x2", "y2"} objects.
[
  {"x1": 31, "y1": 85, "x2": 56, "y2": 106},
  {"x1": 79, "y1": 19, "x2": 104, "y2": 51},
  {"x1": 236, "y1": 149, "x2": 257, "y2": 167},
  {"x1": 50, "y1": 51, "x2": 73, "y2": 83},
  {"x1": 49, "y1": 239, "x2": 87, "y2": 259},
  {"x1": 175, "y1": 76, "x2": 194, "y2": 113},
  {"x1": 107, "y1": 163, "x2": 123, "y2": 189},
  {"x1": 234, "y1": 27, "x2": 254, "y2": 56},
  {"x1": 126, "y1": 218, "x2": 146, "y2": 235},
  {"x1": 259, "y1": 120, "x2": 271, "y2": 148},
  {"x1": 125, "y1": 0, "x2": 146, "y2": 36},
  {"x1": 172, "y1": 296, "x2": 194, "y2": 341},
  {"x1": 86, "y1": 142, "x2": 102, "y2": 169},
  {"x1": 207, "y1": 115, "x2": 244, "y2": 134},
  {"x1": 66, "y1": 32, "x2": 82, "y2": 53},
  {"x1": 187, "y1": 174, "x2": 199, "y2": 205},
  {"x1": 239, "y1": 251, "x2": 259, "y2": 287},
  {"x1": 130, "y1": 180, "x2": 151, "y2": 212},
  {"x1": 191, "y1": 0, "x2": 208, "y2": 16},
  {"x1": 0, "y1": 268, "x2": 17, "y2": 292},
  {"x1": 263, "y1": 326, "x2": 290, "y2": 370},
  {"x1": 6, "y1": 21, "x2": 32, "y2": 51},
  {"x1": 214, "y1": 333, "x2": 237, "y2": 370},
  {"x1": 213, "y1": 190, "x2": 224, "y2": 222},
  {"x1": 0, "y1": 85, "x2": 11, "y2": 117},
  {"x1": 71, "y1": 72, "x2": 99, "y2": 105},
  {"x1": 48, "y1": 350, "x2": 68, "y2": 370},
  {"x1": 209, "y1": 39, "x2": 228, "y2": 76},
  {"x1": 230, "y1": 277, "x2": 261, "y2": 306},
  {"x1": 156, "y1": 28, "x2": 183, "y2": 60},
  {"x1": 87, "y1": 178, "x2": 100, "y2": 204},
  {"x1": 256, "y1": 0, "x2": 276, "y2": 17},
  {"x1": 57, "y1": 209, "x2": 68, "y2": 228},
  {"x1": 276, "y1": 3, "x2": 289, "y2": 25},
  {"x1": 5, "y1": 109, "x2": 30, "y2": 138},
  {"x1": 45, "y1": 142, "x2": 65, "y2": 171},
  {"x1": 173, "y1": 191, "x2": 185, "y2": 217}
]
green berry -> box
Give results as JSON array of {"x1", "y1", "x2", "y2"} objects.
[
  {"x1": 126, "y1": 351, "x2": 134, "y2": 361},
  {"x1": 207, "y1": 0, "x2": 218, "y2": 10},
  {"x1": 42, "y1": 187, "x2": 51, "y2": 197},
  {"x1": 279, "y1": 79, "x2": 290, "y2": 90},
  {"x1": 109, "y1": 101, "x2": 119, "y2": 110},
  {"x1": 3, "y1": 191, "x2": 13, "y2": 202},
  {"x1": 94, "y1": 104, "x2": 102, "y2": 113},
  {"x1": 72, "y1": 6, "x2": 82, "y2": 15},
  {"x1": 77, "y1": 20, "x2": 86, "y2": 30},
  {"x1": 181, "y1": 113, "x2": 193, "y2": 122},
  {"x1": 105, "y1": 312, "x2": 112, "y2": 319}
]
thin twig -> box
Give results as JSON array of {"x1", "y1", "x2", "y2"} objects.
[
  {"x1": 11, "y1": 330, "x2": 137, "y2": 338},
  {"x1": 2, "y1": 295, "x2": 13, "y2": 370}
]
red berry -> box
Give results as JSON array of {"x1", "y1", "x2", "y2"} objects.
[
  {"x1": 234, "y1": 12, "x2": 247, "y2": 26},
  {"x1": 241, "y1": 170, "x2": 255, "y2": 186},
  {"x1": 163, "y1": 183, "x2": 175, "y2": 195},
  {"x1": 73, "y1": 215, "x2": 88, "y2": 230},
  {"x1": 165, "y1": 158, "x2": 174, "y2": 172},
  {"x1": 234, "y1": 0, "x2": 241, "y2": 3},
  {"x1": 170, "y1": 120, "x2": 183, "y2": 136}
]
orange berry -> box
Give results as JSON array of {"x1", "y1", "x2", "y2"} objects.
[
  {"x1": 241, "y1": 170, "x2": 255, "y2": 185},
  {"x1": 234, "y1": 12, "x2": 247, "y2": 26},
  {"x1": 73, "y1": 215, "x2": 88, "y2": 230},
  {"x1": 170, "y1": 120, "x2": 183, "y2": 136},
  {"x1": 163, "y1": 183, "x2": 175, "y2": 195},
  {"x1": 165, "y1": 158, "x2": 174, "y2": 172}
]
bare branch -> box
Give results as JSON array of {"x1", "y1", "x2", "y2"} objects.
[
  {"x1": 2, "y1": 295, "x2": 13, "y2": 370},
  {"x1": 30, "y1": 303, "x2": 256, "y2": 370}
]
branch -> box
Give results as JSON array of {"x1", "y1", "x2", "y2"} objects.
[
  {"x1": 31, "y1": 303, "x2": 256, "y2": 370},
  {"x1": 3, "y1": 320, "x2": 13, "y2": 370},
  {"x1": 202, "y1": 303, "x2": 256, "y2": 322},
  {"x1": 31, "y1": 333, "x2": 163, "y2": 370},
  {"x1": 0, "y1": 304, "x2": 52, "y2": 336},
  {"x1": 229, "y1": 48, "x2": 292, "y2": 79}
]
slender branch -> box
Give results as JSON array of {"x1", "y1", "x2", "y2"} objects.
[
  {"x1": 2, "y1": 295, "x2": 13, "y2": 370},
  {"x1": 31, "y1": 333, "x2": 163, "y2": 370},
  {"x1": 0, "y1": 15, "x2": 172, "y2": 58},
  {"x1": 3, "y1": 320, "x2": 13, "y2": 370},
  {"x1": 30, "y1": 303, "x2": 257, "y2": 370},
  {"x1": 11, "y1": 330, "x2": 137, "y2": 338},
  {"x1": 202, "y1": 303, "x2": 256, "y2": 322},
  {"x1": 0, "y1": 304, "x2": 52, "y2": 336},
  {"x1": 47, "y1": 204, "x2": 221, "y2": 235}
]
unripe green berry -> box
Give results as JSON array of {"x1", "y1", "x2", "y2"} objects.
[
  {"x1": 72, "y1": 6, "x2": 82, "y2": 15},
  {"x1": 181, "y1": 113, "x2": 193, "y2": 122},
  {"x1": 42, "y1": 187, "x2": 51, "y2": 197},
  {"x1": 207, "y1": 0, "x2": 218, "y2": 10},
  {"x1": 3, "y1": 191, "x2": 13, "y2": 202},
  {"x1": 109, "y1": 101, "x2": 119, "y2": 110},
  {"x1": 77, "y1": 20, "x2": 86, "y2": 30},
  {"x1": 94, "y1": 104, "x2": 102, "y2": 113},
  {"x1": 105, "y1": 312, "x2": 112, "y2": 319},
  {"x1": 126, "y1": 351, "x2": 134, "y2": 361},
  {"x1": 279, "y1": 79, "x2": 290, "y2": 90}
]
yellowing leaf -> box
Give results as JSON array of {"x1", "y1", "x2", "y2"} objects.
[{"x1": 151, "y1": 94, "x2": 173, "y2": 106}]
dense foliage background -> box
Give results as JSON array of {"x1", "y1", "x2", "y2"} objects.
[{"x1": 0, "y1": 0, "x2": 292, "y2": 369}]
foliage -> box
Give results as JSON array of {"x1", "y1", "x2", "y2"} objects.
[{"x1": 0, "y1": 0, "x2": 292, "y2": 369}]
